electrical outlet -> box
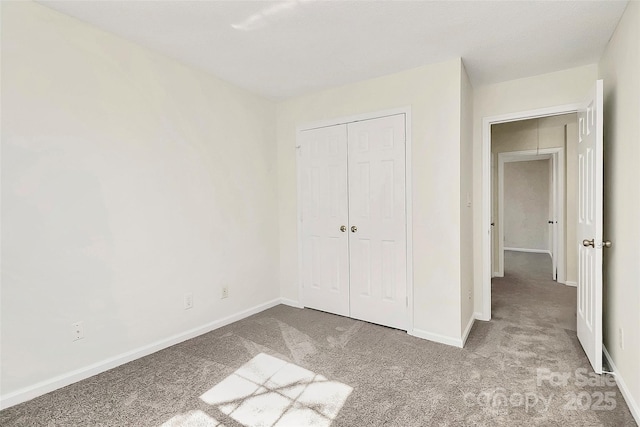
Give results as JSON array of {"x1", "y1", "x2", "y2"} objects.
[
  {"x1": 221, "y1": 286, "x2": 229, "y2": 299},
  {"x1": 619, "y1": 327, "x2": 624, "y2": 350},
  {"x1": 184, "y1": 293, "x2": 193, "y2": 310},
  {"x1": 72, "y1": 321, "x2": 84, "y2": 341}
]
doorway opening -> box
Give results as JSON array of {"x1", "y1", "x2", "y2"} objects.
[
  {"x1": 481, "y1": 81, "x2": 604, "y2": 374},
  {"x1": 496, "y1": 149, "x2": 564, "y2": 282},
  {"x1": 490, "y1": 114, "x2": 577, "y2": 296},
  {"x1": 481, "y1": 106, "x2": 581, "y2": 321},
  {"x1": 500, "y1": 154, "x2": 566, "y2": 283}
]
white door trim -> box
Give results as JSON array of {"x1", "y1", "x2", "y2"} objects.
[
  {"x1": 296, "y1": 107, "x2": 413, "y2": 332},
  {"x1": 497, "y1": 148, "x2": 565, "y2": 283},
  {"x1": 481, "y1": 103, "x2": 580, "y2": 320}
]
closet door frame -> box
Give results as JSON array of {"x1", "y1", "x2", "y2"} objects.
[{"x1": 296, "y1": 106, "x2": 414, "y2": 333}]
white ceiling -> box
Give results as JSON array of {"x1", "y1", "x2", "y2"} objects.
[{"x1": 38, "y1": 0, "x2": 628, "y2": 100}]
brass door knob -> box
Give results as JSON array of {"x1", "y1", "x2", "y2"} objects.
[
  {"x1": 603, "y1": 240, "x2": 612, "y2": 248},
  {"x1": 340, "y1": 225, "x2": 347, "y2": 232},
  {"x1": 351, "y1": 226, "x2": 358, "y2": 233},
  {"x1": 583, "y1": 239, "x2": 594, "y2": 247}
]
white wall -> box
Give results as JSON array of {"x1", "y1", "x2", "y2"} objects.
[
  {"x1": 460, "y1": 63, "x2": 475, "y2": 334},
  {"x1": 1, "y1": 2, "x2": 279, "y2": 400},
  {"x1": 277, "y1": 59, "x2": 467, "y2": 343},
  {"x1": 598, "y1": 0, "x2": 640, "y2": 418},
  {"x1": 503, "y1": 160, "x2": 550, "y2": 251},
  {"x1": 473, "y1": 64, "x2": 598, "y2": 316}
]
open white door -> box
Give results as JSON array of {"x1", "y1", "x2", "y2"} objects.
[
  {"x1": 577, "y1": 80, "x2": 604, "y2": 374},
  {"x1": 299, "y1": 124, "x2": 350, "y2": 317}
]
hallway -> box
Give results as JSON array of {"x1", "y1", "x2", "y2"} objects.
[
  {"x1": 466, "y1": 250, "x2": 636, "y2": 425},
  {"x1": 493, "y1": 250, "x2": 576, "y2": 331}
]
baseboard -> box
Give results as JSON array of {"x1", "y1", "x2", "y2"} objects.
[
  {"x1": 409, "y1": 328, "x2": 463, "y2": 348},
  {"x1": 279, "y1": 298, "x2": 304, "y2": 309},
  {"x1": 564, "y1": 281, "x2": 577, "y2": 287},
  {"x1": 462, "y1": 315, "x2": 475, "y2": 347},
  {"x1": 603, "y1": 346, "x2": 640, "y2": 426},
  {"x1": 0, "y1": 298, "x2": 282, "y2": 410},
  {"x1": 504, "y1": 247, "x2": 551, "y2": 255},
  {"x1": 493, "y1": 271, "x2": 503, "y2": 278},
  {"x1": 474, "y1": 311, "x2": 490, "y2": 321}
]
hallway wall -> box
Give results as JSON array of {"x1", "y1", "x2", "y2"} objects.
[{"x1": 503, "y1": 159, "x2": 550, "y2": 252}]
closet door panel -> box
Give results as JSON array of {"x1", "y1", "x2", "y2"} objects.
[
  {"x1": 300, "y1": 125, "x2": 350, "y2": 316},
  {"x1": 348, "y1": 114, "x2": 407, "y2": 330}
]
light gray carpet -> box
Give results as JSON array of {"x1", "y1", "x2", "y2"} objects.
[{"x1": 1, "y1": 251, "x2": 636, "y2": 426}]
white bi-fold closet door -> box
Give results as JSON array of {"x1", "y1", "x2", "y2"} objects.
[{"x1": 299, "y1": 114, "x2": 407, "y2": 330}]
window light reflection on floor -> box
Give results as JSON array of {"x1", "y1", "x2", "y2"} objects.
[{"x1": 199, "y1": 353, "x2": 353, "y2": 427}]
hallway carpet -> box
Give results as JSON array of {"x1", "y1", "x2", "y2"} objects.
[{"x1": 1, "y1": 251, "x2": 636, "y2": 426}]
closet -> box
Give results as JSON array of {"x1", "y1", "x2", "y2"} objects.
[{"x1": 299, "y1": 113, "x2": 408, "y2": 330}]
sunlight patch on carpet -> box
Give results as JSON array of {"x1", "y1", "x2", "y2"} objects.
[{"x1": 200, "y1": 353, "x2": 352, "y2": 427}]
